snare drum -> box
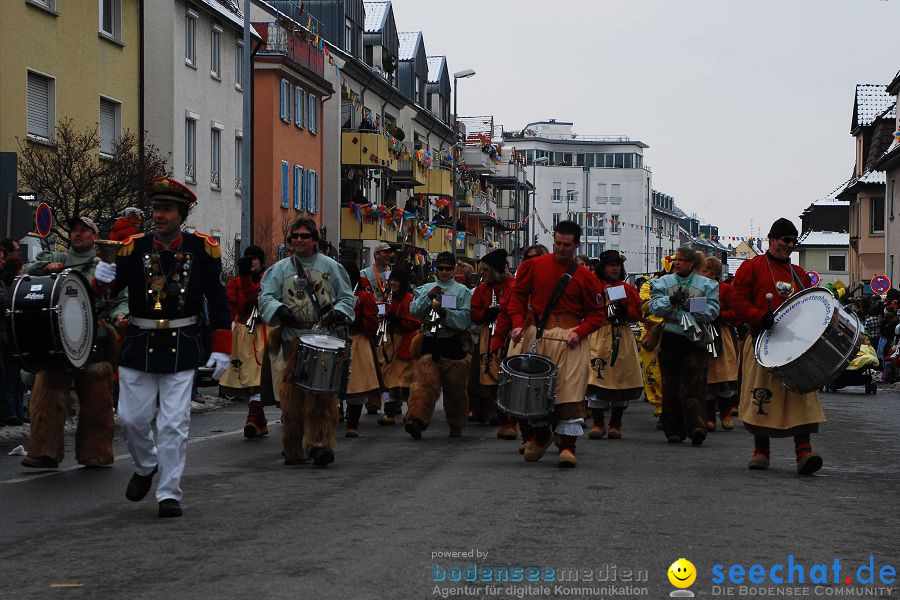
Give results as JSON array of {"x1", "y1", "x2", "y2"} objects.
[
  {"x1": 292, "y1": 332, "x2": 348, "y2": 394},
  {"x1": 755, "y1": 287, "x2": 863, "y2": 393},
  {"x1": 6, "y1": 270, "x2": 96, "y2": 373},
  {"x1": 496, "y1": 353, "x2": 557, "y2": 419}
]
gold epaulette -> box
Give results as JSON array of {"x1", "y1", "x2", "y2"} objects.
[
  {"x1": 117, "y1": 233, "x2": 145, "y2": 257},
  {"x1": 194, "y1": 232, "x2": 222, "y2": 259}
]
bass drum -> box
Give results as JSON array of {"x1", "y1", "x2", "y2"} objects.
[{"x1": 7, "y1": 270, "x2": 96, "y2": 373}]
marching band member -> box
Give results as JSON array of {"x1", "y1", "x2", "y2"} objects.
[
  {"x1": 341, "y1": 262, "x2": 381, "y2": 437},
  {"x1": 361, "y1": 241, "x2": 394, "y2": 415},
  {"x1": 507, "y1": 221, "x2": 605, "y2": 468},
  {"x1": 585, "y1": 250, "x2": 643, "y2": 440},
  {"x1": 93, "y1": 178, "x2": 232, "y2": 517},
  {"x1": 638, "y1": 256, "x2": 675, "y2": 430},
  {"x1": 21, "y1": 216, "x2": 128, "y2": 470},
  {"x1": 648, "y1": 247, "x2": 720, "y2": 446},
  {"x1": 732, "y1": 218, "x2": 826, "y2": 475},
  {"x1": 378, "y1": 269, "x2": 420, "y2": 425},
  {"x1": 258, "y1": 218, "x2": 355, "y2": 467},
  {"x1": 404, "y1": 252, "x2": 473, "y2": 439},
  {"x1": 699, "y1": 256, "x2": 740, "y2": 431},
  {"x1": 219, "y1": 246, "x2": 269, "y2": 438},
  {"x1": 469, "y1": 249, "x2": 512, "y2": 436}
]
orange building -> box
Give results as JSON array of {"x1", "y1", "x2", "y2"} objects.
[{"x1": 252, "y1": 21, "x2": 333, "y2": 258}]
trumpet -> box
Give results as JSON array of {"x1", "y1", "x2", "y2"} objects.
[
  {"x1": 95, "y1": 239, "x2": 123, "y2": 263},
  {"x1": 246, "y1": 305, "x2": 260, "y2": 334},
  {"x1": 424, "y1": 298, "x2": 444, "y2": 335},
  {"x1": 488, "y1": 290, "x2": 499, "y2": 336},
  {"x1": 375, "y1": 307, "x2": 388, "y2": 346}
]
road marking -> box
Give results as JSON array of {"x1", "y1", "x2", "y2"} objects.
[{"x1": 3, "y1": 428, "x2": 247, "y2": 484}]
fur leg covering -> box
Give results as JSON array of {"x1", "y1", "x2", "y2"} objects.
[
  {"x1": 27, "y1": 372, "x2": 71, "y2": 463},
  {"x1": 441, "y1": 356, "x2": 471, "y2": 432},
  {"x1": 302, "y1": 391, "x2": 339, "y2": 455},
  {"x1": 73, "y1": 362, "x2": 115, "y2": 465},
  {"x1": 279, "y1": 342, "x2": 306, "y2": 462},
  {"x1": 406, "y1": 356, "x2": 441, "y2": 430}
]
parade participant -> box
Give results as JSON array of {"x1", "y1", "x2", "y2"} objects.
[
  {"x1": 258, "y1": 217, "x2": 355, "y2": 466},
  {"x1": 699, "y1": 256, "x2": 740, "y2": 431},
  {"x1": 455, "y1": 261, "x2": 476, "y2": 288},
  {"x1": 469, "y1": 249, "x2": 514, "y2": 437},
  {"x1": 220, "y1": 246, "x2": 270, "y2": 438},
  {"x1": 361, "y1": 241, "x2": 394, "y2": 414},
  {"x1": 585, "y1": 250, "x2": 643, "y2": 440},
  {"x1": 404, "y1": 251, "x2": 473, "y2": 439},
  {"x1": 378, "y1": 269, "x2": 420, "y2": 425},
  {"x1": 507, "y1": 221, "x2": 605, "y2": 468},
  {"x1": 639, "y1": 256, "x2": 675, "y2": 430},
  {"x1": 109, "y1": 207, "x2": 144, "y2": 242},
  {"x1": 20, "y1": 216, "x2": 128, "y2": 468},
  {"x1": 93, "y1": 178, "x2": 232, "y2": 517},
  {"x1": 731, "y1": 218, "x2": 826, "y2": 475},
  {"x1": 341, "y1": 262, "x2": 381, "y2": 437},
  {"x1": 648, "y1": 247, "x2": 720, "y2": 446}
]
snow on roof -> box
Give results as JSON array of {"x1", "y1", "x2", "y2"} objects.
[
  {"x1": 798, "y1": 231, "x2": 850, "y2": 247},
  {"x1": 363, "y1": 2, "x2": 389, "y2": 33},
  {"x1": 459, "y1": 116, "x2": 493, "y2": 144},
  {"x1": 855, "y1": 84, "x2": 895, "y2": 128},
  {"x1": 398, "y1": 32, "x2": 421, "y2": 61},
  {"x1": 426, "y1": 56, "x2": 445, "y2": 84},
  {"x1": 726, "y1": 257, "x2": 746, "y2": 276},
  {"x1": 813, "y1": 179, "x2": 852, "y2": 205},
  {"x1": 197, "y1": 0, "x2": 243, "y2": 30},
  {"x1": 858, "y1": 170, "x2": 886, "y2": 185}
]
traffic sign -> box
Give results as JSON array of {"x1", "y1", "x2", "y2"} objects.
[
  {"x1": 34, "y1": 202, "x2": 52, "y2": 237},
  {"x1": 871, "y1": 275, "x2": 891, "y2": 295},
  {"x1": 807, "y1": 271, "x2": 820, "y2": 286}
]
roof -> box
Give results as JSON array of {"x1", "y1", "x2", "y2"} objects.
[
  {"x1": 726, "y1": 257, "x2": 746, "y2": 276},
  {"x1": 858, "y1": 170, "x2": 886, "y2": 185},
  {"x1": 426, "y1": 56, "x2": 446, "y2": 84},
  {"x1": 797, "y1": 231, "x2": 850, "y2": 247},
  {"x1": 398, "y1": 32, "x2": 421, "y2": 61},
  {"x1": 853, "y1": 84, "x2": 895, "y2": 130},
  {"x1": 363, "y1": 2, "x2": 389, "y2": 33},
  {"x1": 813, "y1": 179, "x2": 852, "y2": 206},
  {"x1": 197, "y1": 0, "x2": 244, "y2": 30}
]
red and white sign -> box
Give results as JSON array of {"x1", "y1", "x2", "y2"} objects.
[
  {"x1": 807, "y1": 271, "x2": 820, "y2": 286},
  {"x1": 871, "y1": 275, "x2": 891, "y2": 295},
  {"x1": 34, "y1": 202, "x2": 52, "y2": 237}
]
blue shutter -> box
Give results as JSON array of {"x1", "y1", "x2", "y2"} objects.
[
  {"x1": 314, "y1": 171, "x2": 320, "y2": 214},
  {"x1": 300, "y1": 168, "x2": 307, "y2": 211},
  {"x1": 279, "y1": 81, "x2": 284, "y2": 120},
  {"x1": 281, "y1": 161, "x2": 289, "y2": 207},
  {"x1": 294, "y1": 86, "x2": 301, "y2": 126},
  {"x1": 300, "y1": 89, "x2": 306, "y2": 129},
  {"x1": 308, "y1": 94, "x2": 314, "y2": 133},
  {"x1": 293, "y1": 165, "x2": 300, "y2": 209}
]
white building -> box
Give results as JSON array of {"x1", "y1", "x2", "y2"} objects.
[
  {"x1": 504, "y1": 120, "x2": 653, "y2": 271},
  {"x1": 144, "y1": 0, "x2": 248, "y2": 256}
]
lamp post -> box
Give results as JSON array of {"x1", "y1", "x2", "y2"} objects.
[
  {"x1": 566, "y1": 190, "x2": 579, "y2": 222},
  {"x1": 529, "y1": 155, "x2": 549, "y2": 249},
  {"x1": 452, "y1": 69, "x2": 475, "y2": 253}
]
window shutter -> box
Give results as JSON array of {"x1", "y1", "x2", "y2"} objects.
[
  {"x1": 99, "y1": 98, "x2": 116, "y2": 154},
  {"x1": 314, "y1": 171, "x2": 319, "y2": 214},
  {"x1": 281, "y1": 161, "x2": 289, "y2": 208},
  {"x1": 27, "y1": 73, "x2": 50, "y2": 138}
]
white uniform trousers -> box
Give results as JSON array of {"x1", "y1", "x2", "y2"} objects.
[{"x1": 118, "y1": 367, "x2": 195, "y2": 502}]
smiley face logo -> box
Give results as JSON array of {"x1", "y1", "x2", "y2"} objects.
[{"x1": 668, "y1": 558, "x2": 696, "y2": 588}]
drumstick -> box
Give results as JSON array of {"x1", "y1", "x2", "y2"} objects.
[{"x1": 765, "y1": 292, "x2": 773, "y2": 312}]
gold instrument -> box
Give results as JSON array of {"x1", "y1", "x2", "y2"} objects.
[{"x1": 95, "y1": 239, "x2": 123, "y2": 263}]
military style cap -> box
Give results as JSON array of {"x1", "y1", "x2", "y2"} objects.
[{"x1": 146, "y1": 177, "x2": 197, "y2": 206}]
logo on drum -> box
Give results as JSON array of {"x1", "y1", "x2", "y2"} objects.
[
  {"x1": 750, "y1": 388, "x2": 772, "y2": 415},
  {"x1": 24, "y1": 292, "x2": 45, "y2": 301},
  {"x1": 590, "y1": 357, "x2": 606, "y2": 378},
  {"x1": 65, "y1": 284, "x2": 79, "y2": 297}
]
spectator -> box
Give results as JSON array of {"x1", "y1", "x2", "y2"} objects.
[
  {"x1": 879, "y1": 306, "x2": 899, "y2": 360},
  {"x1": 864, "y1": 302, "x2": 884, "y2": 355}
]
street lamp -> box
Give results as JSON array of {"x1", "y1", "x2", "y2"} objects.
[
  {"x1": 529, "y1": 156, "x2": 549, "y2": 248},
  {"x1": 452, "y1": 69, "x2": 475, "y2": 253},
  {"x1": 566, "y1": 190, "x2": 579, "y2": 221}
]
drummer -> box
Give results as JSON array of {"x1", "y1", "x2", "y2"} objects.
[
  {"x1": 731, "y1": 218, "x2": 826, "y2": 475},
  {"x1": 21, "y1": 216, "x2": 129, "y2": 470},
  {"x1": 507, "y1": 221, "x2": 605, "y2": 468},
  {"x1": 258, "y1": 217, "x2": 355, "y2": 466}
]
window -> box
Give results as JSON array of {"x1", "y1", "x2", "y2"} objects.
[
  {"x1": 294, "y1": 86, "x2": 304, "y2": 127},
  {"x1": 828, "y1": 253, "x2": 846, "y2": 272},
  {"x1": 210, "y1": 25, "x2": 222, "y2": 79},
  {"x1": 552, "y1": 213, "x2": 561, "y2": 228},
  {"x1": 27, "y1": 71, "x2": 54, "y2": 140},
  {"x1": 308, "y1": 95, "x2": 318, "y2": 133},
  {"x1": 585, "y1": 242, "x2": 605, "y2": 258},
  {"x1": 585, "y1": 212, "x2": 604, "y2": 238},
  {"x1": 281, "y1": 161, "x2": 289, "y2": 208},
  {"x1": 344, "y1": 18, "x2": 353, "y2": 53},
  {"x1": 210, "y1": 126, "x2": 221, "y2": 189},
  {"x1": 871, "y1": 196, "x2": 885, "y2": 234},
  {"x1": 311, "y1": 171, "x2": 319, "y2": 214},
  {"x1": 614, "y1": 153, "x2": 624, "y2": 168},
  {"x1": 610, "y1": 184, "x2": 622, "y2": 204},
  {"x1": 279, "y1": 79, "x2": 290, "y2": 122},
  {"x1": 28, "y1": 0, "x2": 57, "y2": 12},
  {"x1": 234, "y1": 134, "x2": 243, "y2": 193},
  {"x1": 415, "y1": 75, "x2": 421, "y2": 104},
  {"x1": 184, "y1": 115, "x2": 197, "y2": 182},
  {"x1": 185, "y1": 9, "x2": 197, "y2": 66},
  {"x1": 98, "y1": 97, "x2": 120, "y2": 156},
  {"x1": 610, "y1": 214, "x2": 620, "y2": 234},
  {"x1": 596, "y1": 183, "x2": 607, "y2": 204},
  {"x1": 891, "y1": 178, "x2": 896, "y2": 220},
  {"x1": 235, "y1": 42, "x2": 244, "y2": 89},
  {"x1": 552, "y1": 184, "x2": 562, "y2": 203},
  {"x1": 99, "y1": 0, "x2": 121, "y2": 41},
  {"x1": 293, "y1": 165, "x2": 301, "y2": 210}
]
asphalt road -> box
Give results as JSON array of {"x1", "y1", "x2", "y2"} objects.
[{"x1": 1, "y1": 386, "x2": 898, "y2": 600}]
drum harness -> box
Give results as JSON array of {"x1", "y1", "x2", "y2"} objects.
[{"x1": 529, "y1": 261, "x2": 579, "y2": 355}]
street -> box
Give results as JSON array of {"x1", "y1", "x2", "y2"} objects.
[{"x1": 1, "y1": 387, "x2": 898, "y2": 600}]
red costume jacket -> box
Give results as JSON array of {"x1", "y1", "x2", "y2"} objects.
[
  {"x1": 352, "y1": 288, "x2": 379, "y2": 339},
  {"x1": 598, "y1": 279, "x2": 642, "y2": 323},
  {"x1": 471, "y1": 278, "x2": 512, "y2": 326},
  {"x1": 226, "y1": 273, "x2": 262, "y2": 322},
  {"x1": 386, "y1": 291, "x2": 421, "y2": 360},
  {"x1": 732, "y1": 253, "x2": 812, "y2": 327},
  {"x1": 717, "y1": 281, "x2": 741, "y2": 325},
  {"x1": 508, "y1": 254, "x2": 606, "y2": 340}
]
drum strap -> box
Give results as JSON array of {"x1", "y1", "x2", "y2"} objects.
[
  {"x1": 535, "y1": 261, "x2": 578, "y2": 342},
  {"x1": 292, "y1": 256, "x2": 322, "y2": 322}
]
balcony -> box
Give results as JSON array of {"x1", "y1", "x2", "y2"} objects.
[
  {"x1": 340, "y1": 212, "x2": 386, "y2": 241},
  {"x1": 414, "y1": 167, "x2": 452, "y2": 197},
  {"x1": 461, "y1": 147, "x2": 497, "y2": 175},
  {"x1": 342, "y1": 131, "x2": 396, "y2": 171},
  {"x1": 392, "y1": 159, "x2": 427, "y2": 188},
  {"x1": 491, "y1": 162, "x2": 528, "y2": 190},
  {"x1": 420, "y1": 228, "x2": 453, "y2": 253},
  {"x1": 253, "y1": 22, "x2": 325, "y2": 79}
]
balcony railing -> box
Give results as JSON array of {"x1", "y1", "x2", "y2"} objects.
[
  {"x1": 393, "y1": 159, "x2": 427, "y2": 187},
  {"x1": 253, "y1": 22, "x2": 325, "y2": 78}
]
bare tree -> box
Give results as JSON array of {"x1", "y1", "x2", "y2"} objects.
[{"x1": 17, "y1": 118, "x2": 171, "y2": 245}]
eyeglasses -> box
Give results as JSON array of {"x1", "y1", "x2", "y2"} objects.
[
  {"x1": 436, "y1": 266, "x2": 454, "y2": 272},
  {"x1": 780, "y1": 236, "x2": 798, "y2": 245},
  {"x1": 290, "y1": 232, "x2": 313, "y2": 240},
  {"x1": 524, "y1": 254, "x2": 538, "y2": 260}
]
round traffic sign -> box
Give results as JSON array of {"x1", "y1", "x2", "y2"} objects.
[
  {"x1": 35, "y1": 202, "x2": 52, "y2": 237},
  {"x1": 807, "y1": 271, "x2": 820, "y2": 286},
  {"x1": 871, "y1": 274, "x2": 891, "y2": 295}
]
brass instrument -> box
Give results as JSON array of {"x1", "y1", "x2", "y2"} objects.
[
  {"x1": 424, "y1": 296, "x2": 444, "y2": 336},
  {"x1": 246, "y1": 305, "x2": 260, "y2": 334},
  {"x1": 375, "y1": 305, "x2": 388, "y2": 346},
  {"x1": 488, "y1": 289, "x2": 499, "y2": 337},
  {"x1": 95, "y1": 239, "x2": 123, "y2": 263}
]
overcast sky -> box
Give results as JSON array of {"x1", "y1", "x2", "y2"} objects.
[{"x1": 390, "y1": 0, "x2": 900, "y2": 239}]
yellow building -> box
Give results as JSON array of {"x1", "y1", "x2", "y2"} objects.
[{"x1": 0, "y1": 0, "x2": 140, "y2": 164}]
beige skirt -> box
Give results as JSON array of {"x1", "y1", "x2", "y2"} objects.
[
  {"x1": 346, "y1": 332, "x2": 380, "y2": 396},
  {"x1": 477, "y1": 325, "x2": 501, "y2": 386},
  {"x1": 219, "y1": 323, "x2": 266, "y2": 395},
  {"x1": 586, "y1": 324, "x2": 644, "y2": 391},
  {"x1": 739, "y1": 337, "x2": 826, "y2": 437},
  {"x1": 707, "y1": 325, "x2": 739, "y2": 385},
  {"x1": 381, "y1": 333, "x2": 415, "y2": 389},
  {"x1": 511, "y1": 325, "x2": 589, "y2": 406}
]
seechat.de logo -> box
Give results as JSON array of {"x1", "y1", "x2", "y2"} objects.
[{"x1": 668, "y1": 558, "x2": 696, "y2": 598}]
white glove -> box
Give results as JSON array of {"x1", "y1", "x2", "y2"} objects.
[
  {"x1": 205, "y1": 352, "x2": 231, "y2": 381},
  {"x1": 95, "y1": 261, "x2": 117, "y2": 284}
]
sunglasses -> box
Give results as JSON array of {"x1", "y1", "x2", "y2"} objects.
[
  {"x1": 290, "y1": 232, "x2": 314, "y2": 240},
  {"x1": 436, "y1": 266, "x2": 454, "y2": 272},
  {"x1": 780, "y1": 236, "x2": 798, "y2": 245},
  {"x1": 524, "y1": 254, "x2": 538, "y2": 260}
]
